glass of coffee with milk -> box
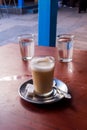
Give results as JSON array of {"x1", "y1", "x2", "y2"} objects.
[{"x1": 30, "y1": 56, "x2": 55, "y2": 97}]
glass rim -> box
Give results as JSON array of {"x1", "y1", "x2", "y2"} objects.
[
  {"x1": 57, "y1": 34, "x2": 75, "y2": 38},
  {"x1": 18, "y1": 33, "x2": 35, "y2": 38}
]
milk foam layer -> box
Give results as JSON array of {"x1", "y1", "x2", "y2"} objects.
[{"x1": 30, "y1": 57, "x2": 55, "y2": 72}]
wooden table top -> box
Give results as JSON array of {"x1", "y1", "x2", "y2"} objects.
[{"x1": 0, "y1": 44, "x2": 87, "y2": 130}]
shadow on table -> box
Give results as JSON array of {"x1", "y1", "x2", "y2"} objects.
[{"x1": 20, "y1": 97, "x2": 73, "y2": 113}]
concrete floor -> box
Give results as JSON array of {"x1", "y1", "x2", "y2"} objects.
[{"x1": 0, "y1": 7, "x2": 87, "y2": 49}]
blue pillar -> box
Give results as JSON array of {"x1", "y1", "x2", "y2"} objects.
[
  {"x1": 38, "y1": 0, "x2": 58, "y2": 47},
  {"x1": 18, "y1": 0, "x2": 24, "y2": 8}
]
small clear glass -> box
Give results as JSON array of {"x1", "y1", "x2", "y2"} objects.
[
  {"x1": 18, "y1": 34, "x2": 35, "y2": 61},
  {"x1": 57, "y1": 34, "x2": 74, "y2": 62}
]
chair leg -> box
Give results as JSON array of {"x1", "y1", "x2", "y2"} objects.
[
  {"x1": 3, "y1": 0, "x2": 9, "y2": 16},
  {"x1": 0, "y1": 8, "x2": 3, "y2": 18},
  {"x1": 78, "y1": 0, "x2": 87, "y2": 13},
  {"x1": 8, "y1": 0, "x2": 17, "y2": 14}
]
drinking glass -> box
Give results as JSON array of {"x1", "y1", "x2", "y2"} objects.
[
  {"x1": 18, "y1": 34, "x2": 35, "y2": 61},
  {"x1": 57, "y1": 34, "x2": 74, "y2": 62}
]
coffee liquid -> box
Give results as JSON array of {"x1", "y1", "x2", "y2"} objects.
[{"x1": 30, "y1": 57, "x2": 55, "y2": 96}]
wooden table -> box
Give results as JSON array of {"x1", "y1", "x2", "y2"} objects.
[{"x1": 0, "y1": 44, "x2": 87, "y2": 130}]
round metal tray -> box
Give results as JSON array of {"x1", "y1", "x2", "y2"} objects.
[{"x1": 18, "y1": 78, "x2": 69, "y2": 104}]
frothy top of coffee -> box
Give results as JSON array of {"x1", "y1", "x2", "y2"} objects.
[{"x1": 30, "y1": 56, "x2": 55, "y2": 72}]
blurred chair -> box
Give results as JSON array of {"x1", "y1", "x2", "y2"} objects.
[
  {"x1": 0, "y1": 0, "x2": 17, "y2": 16},
  {"x1": 0, "y1": 0, "x2": 9, "y2": 16},
  {"x1": 78, "y1": 0, "x2": 87, "y2": 13},
  {"x1": 8, "y1": 0, "x2": 16, "y2": 9}
]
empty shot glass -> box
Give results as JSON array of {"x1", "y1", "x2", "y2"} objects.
[
  {"x1": 18, "y1": 34, "x2": 35, "y2": 61},
  {"x1": 57, "y1": 34, "x2": 74, "y2": 62}
]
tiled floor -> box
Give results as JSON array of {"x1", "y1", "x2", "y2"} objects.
[{"x1": 0, "y1": 7, "x2": 87, "y2": 49}]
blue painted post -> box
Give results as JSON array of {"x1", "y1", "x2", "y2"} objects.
[
  {"x1": 18, "y1": 0, "x2": 24, "y2": 8},
  {"x1": 38, "y1": 0, "x2": 58, "y2": 47}
]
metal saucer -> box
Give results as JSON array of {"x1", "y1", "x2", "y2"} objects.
[{"x1": 18, "y1": 79, "x2": 69, "y2": 104}]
